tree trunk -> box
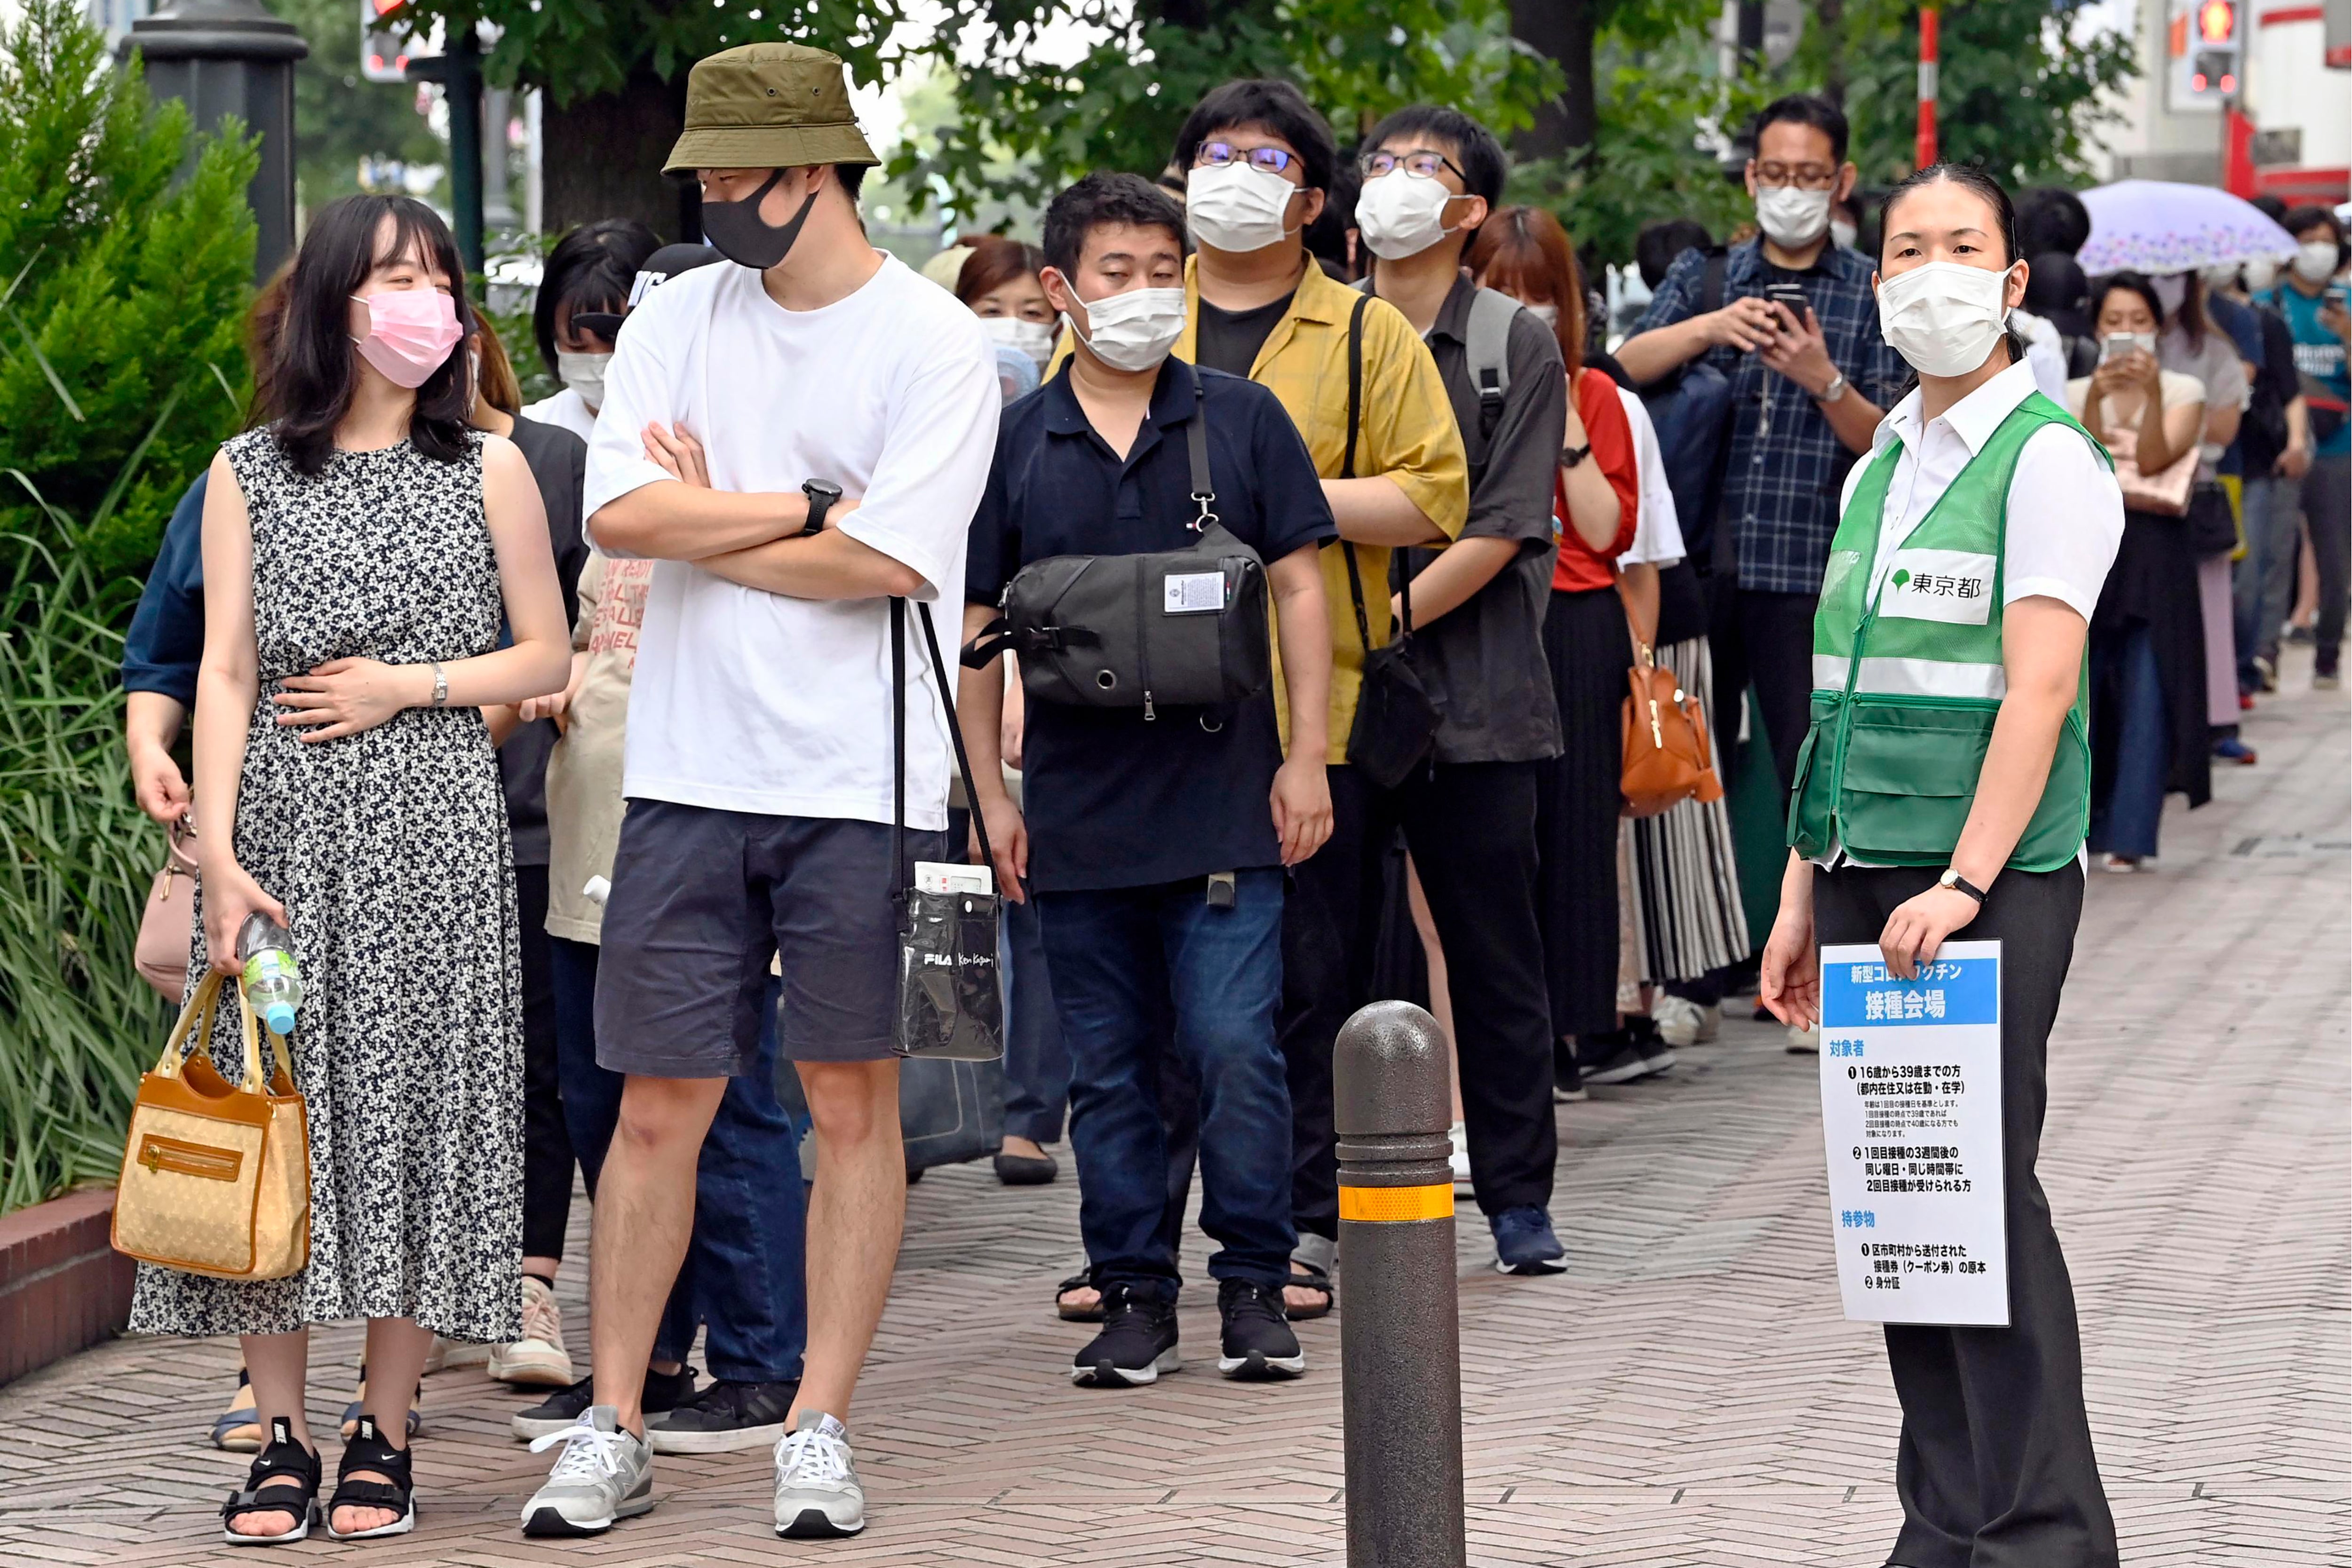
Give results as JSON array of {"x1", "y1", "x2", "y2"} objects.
[
  {"x1": 1817, "y1": 0, "x2": 1846, "y2": 106},
  {"x1": 1509, "y1": 0, "x2": 1598, "y2": 162},
  {"x1": 543, "y1": 68, "x2": 699, "y2": 240}
]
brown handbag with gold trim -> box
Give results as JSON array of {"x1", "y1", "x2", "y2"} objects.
[{"x1": 112, "y1": 970, "x2": 310, "y2": 1280}]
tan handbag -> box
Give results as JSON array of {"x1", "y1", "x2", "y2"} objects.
[
  {"x1": 2105, "y1": 424, "x2": 2196, "y2": 517},
  {"x1": 112, "y1": 970, "x2": 311, "y2": 1280},
  {"x1": 1620, "y1": 641, "x2": 1725, "y2": 818},
  {"x1": 134, "y1": 815, "x2": 199, "y2": 999}
]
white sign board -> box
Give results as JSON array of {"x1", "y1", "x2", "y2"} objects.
[{"x1": 1819, "y1": 939, "x2": 2007, "y2": 1326}]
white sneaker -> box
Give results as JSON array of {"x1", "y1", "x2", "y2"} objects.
[
  {"x1": 1652, "y1": 995, "x2": 1719, "y2": 1048},
  {"x1": 1786, "y1": 1021, "x2": 1820, "y2": 1054},
  {"x1": 423, "y1": 1336, "x2": 488, "y2": 1372},
  {"x1": 521, "y1": 1407, "x2": 654, "y2": 1536},
  {"x1": 488, "y1": 1276, "x2": 574, "y2": 1388},
  {"x1": 1448, "y1": 1121, "x2": 1471, "y2": 1190},
  {"x1": 773, "y1": 1412, "x2": 866, "y2": 1537}
]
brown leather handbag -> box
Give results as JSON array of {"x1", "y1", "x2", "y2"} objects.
[
  {"x1": 1620, "y1": 639, "x2": 1724, "y2": 819},
  {"x1": 134, "y1": 814, "x2": 198, "y2": 999},
  {"x1": 112, "y1": 970, "x2": 311, "y2": 1280}
]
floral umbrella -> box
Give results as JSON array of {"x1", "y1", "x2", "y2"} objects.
[{"x1": 2077, "y1": 180, "x2": 2301, "y2": 276}]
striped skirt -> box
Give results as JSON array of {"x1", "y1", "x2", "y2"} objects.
[{"x1": 1622, "y1": 636, "x2": 1750, "y2": 983}]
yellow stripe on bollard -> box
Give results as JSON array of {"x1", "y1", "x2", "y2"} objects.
[{"x1": 1338, "y1": 1182, "x2": 1455, "y2": 1223}]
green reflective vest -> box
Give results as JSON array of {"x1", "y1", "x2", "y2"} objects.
[{"x1": 1786, "y1": 392, "x2": 2105, "y2": 871}]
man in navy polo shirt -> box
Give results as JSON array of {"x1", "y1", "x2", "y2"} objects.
[{"x1": 956, "y1": 172, "x2": 1337, "y2": 1389}]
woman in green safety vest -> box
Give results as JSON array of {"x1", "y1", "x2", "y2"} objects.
[{"x1": 1760, "y1": 164, "x2": 2127, "y2": 1568}]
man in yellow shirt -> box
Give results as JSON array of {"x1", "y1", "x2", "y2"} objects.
[{"x1": 1152, "y1": 79, "x2": 1469, "y2": 1317}]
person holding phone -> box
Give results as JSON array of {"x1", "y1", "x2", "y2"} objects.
[{"x1": 1761, "y1": 162, "x2": 2124, "y2": 1568}]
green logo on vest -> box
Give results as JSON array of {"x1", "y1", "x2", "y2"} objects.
[{"x1": 1892, "y1": 568, "x2": 1910, "y2": 587}]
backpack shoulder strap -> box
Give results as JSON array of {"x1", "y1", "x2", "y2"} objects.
[
  {"x1": 1699, "y1": 245, "x2": 1730, "y2": 316},
  {"x1": 1342, "y1": 291, "x2": 1371, "y2": 480},
  {"x1": 1466, "y1": 286, "x2": 1519, "y2": 439}
]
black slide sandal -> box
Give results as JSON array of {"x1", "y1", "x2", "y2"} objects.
[
  {"x1": 325, "y1": 1417, "x2": 417, "y2": 1540},
  {"x1": 1285, "y1": 1263, "x2": 1335, "y2": 1321},
  {"x1": 1056, "y1": 1269, "x2": 1104, "y2": 1323},
  {"x1": 220, "y1": 1418, "x2": 321, "y2": 1546}
]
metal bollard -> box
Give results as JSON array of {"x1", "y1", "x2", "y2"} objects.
[{"x1": 1333, "y1": 1000, "x2": 1467, "y2": 1568}]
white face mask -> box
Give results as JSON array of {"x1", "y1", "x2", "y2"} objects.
[
  {"x1": 979, "y1": 315, "x2": 1056, "y2": 371},
  {"x1": 1067, "y1": 285, "x2": 1188, "y2": 374},
  {"x1": 1876, "y1": 260, "x2": 2018, "y2": 377},
  {"x1": 556, "y1": 350, "x2": 611, "y2": 411},
  {"x1": 1525, "y1": 301, "x2": 1560, "y2": 327},
  {"x1": 2201, "y1": 261, "x2": 2242, "y2": 293},
  {"x1": 1829, "y1": 218, "x2": 1858, "y2": 252},
  {"x1": 2242, "y1": 256, "x2": 2279, "y2": 293},
  {"x1": 1186, "y1": 162, "x2": 1300, "y2": 254},
  {"x1": 2293, "y1": 239, "x2": 2341, "y2": 285},
  {"x1": 2150, "y1": 272, "x2": 2189, "y2": 318},
  {"x1": 1756, "y1": 185, "x2": 1833, "y2": 248},
  {"x1": 1356, "y1": 171, "x2": 1455, "y2": 261}
]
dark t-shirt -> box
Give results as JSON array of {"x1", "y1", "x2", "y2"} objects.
[
  {"x1": 2240, "y1": 304, "x2": 2303, "y2": 475},
  {"x1": 497, "y1": 414, "x2": 589, "y2": 867},
  {"x1": 967, "y1": 360, "x2": 1336, "y2": 892},
  {"x1": 1195, "y1": 291, "x2": 1295, "y2": 377}
]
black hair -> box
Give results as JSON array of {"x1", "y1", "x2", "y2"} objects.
[
  {"x1": 1172, "y1": 79, "x2": 1337, "y2": 196},
  {"x1": 1041, "y1": 172, "x2": 1189, "y2": 281},
  {"x1": 267, "y1": 194, "x2": 476, "y2": 477},
  {"x1": 1635, "y1": 217, "x2": 1712, "y2": 291},
  {"x1": 1751, "y1": 94, "x2": 1848, "y2": 166},
  {"x1": 534, "y1": 218, "x2": 660, "y2": 376},
  {"x1": 2014, "y1": 186, "x2": 2091, "y2": 260},
  {"x1": 1876, "y1": 162, "x2": 2026, "y2": 368},
  {"x1": 1359, "y1": 104, "x2": 1507, "y2": 208},
  {"x1": 2023, "y1": 248, "x2": 2091, "y2": 337},
  {"x1": 834, "y1": 162, "x2": 869, "y2": 200},
  {"x1": 2283, "y1": 204, "x2": 2350, "y2": 270},
  {"x1": 1304, "y1": 158, "x2": 1360, "y2": 281},
  {"x1": 2087, "y1": 270, "x2": 2165, "y2": 333},
  {"x1": 2249, "y1": 193, "x2": 2288, "y2": 224}
]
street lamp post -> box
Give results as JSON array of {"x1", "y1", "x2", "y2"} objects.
[
  {"x1": 120, "y1": 0, "x2": 309, "y2": 281},
  {"x1": 1917, "y1": 4, "x2": 1941, "y2": 168}
]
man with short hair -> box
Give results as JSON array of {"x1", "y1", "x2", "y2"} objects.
[
  {"x1": 1618, "y1": 94, "x2": 1908, "y2": 795},
  {"x1": 521, "y1": 42, "x2": 998, "y2": 1540},
  {"x1": 1350, "y1": 103, "x2": 1573, "y2": 1274},
  {"x1": 961, "y1": 171, "x2": 1337, "y2": 1388}
]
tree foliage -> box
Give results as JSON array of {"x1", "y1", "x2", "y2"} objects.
[
  {"x1": 285, "y1": 0, "x2": 445, "y2": 209},
  {"x1": 0, "y1": 0, "x2": 258, "y2": 580}
]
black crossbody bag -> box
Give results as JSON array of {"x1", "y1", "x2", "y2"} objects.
[
  {"x1": 966, "y1": 363, "x2": 1269, "y2": 720},
  {"x1": 890, "y1": 598, "x2": 1003, "y2": 1061},
  {"x1": 1337, "y1": 292, "x2": 1443, "y2": 789}
]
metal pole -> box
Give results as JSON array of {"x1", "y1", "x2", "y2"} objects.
[
  {"x1": 1916, "y1": 4, "x2": 1940, "y2": 169},
  {"x1": 1333, "y1": 1000, "x2": 1466, "y2": 1568},
  {"x1": 445, "y1": 27, "x2": 485, "y2": 275}
]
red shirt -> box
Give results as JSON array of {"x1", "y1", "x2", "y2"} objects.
[{"x1": 1551, "y1": 367, "x2": 1641, "y2": 593}]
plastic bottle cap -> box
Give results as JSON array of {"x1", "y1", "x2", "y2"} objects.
[{"x1": 263, "y1": 1004, "x2": 297, "y2": 1036}]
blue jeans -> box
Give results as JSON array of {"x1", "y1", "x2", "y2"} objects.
[
  {"x1": 2088, "y1": 626, "x2": 2169, "y2": 861},
  {"x1": 999, "y1": 896, "x2": 1071, "y2": 1145},
  {"x1": 2233, "y1": 474, "x2": 2298, "y2": 686},
  {"x1": 1035, "y1": 870, "x2": 1293, "y2": 1296},
  {"x1": 550, "y1": 936, "x2": 808, "y2": 1383}
]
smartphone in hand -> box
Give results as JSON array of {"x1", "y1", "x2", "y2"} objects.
[{"x1": 2100, "y1": 333, "x2": 2141, "y2": 364}]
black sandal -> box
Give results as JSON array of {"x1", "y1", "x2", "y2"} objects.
[
  {"x1": 220, "y1": 1418, "x2": 321, "y2": 1546},
  {"x1": 1284, "y1": 1262, "x2": 1335, "y2": 1321},
  {"x1": 1056, "y1": 1268, "x2": 1104, "y2": 1323},
  {"x1": 325, "y1": 1416, "x2": 417, "y2": 1540}
]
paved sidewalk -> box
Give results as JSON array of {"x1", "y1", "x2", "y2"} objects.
[{"x1": 2, "y1": 666, "x2": 2346, "y2": 1567}]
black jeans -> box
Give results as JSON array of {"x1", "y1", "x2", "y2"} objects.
[
  {"x1": 2305, "y1": 453, "x2": 2350, "y2": 676},
  {"x1": 516, "y1": 864, "x2": 573, "y2": 1264},
  {"x1": 1814, "y1": 861, "x2": 2117, "y2": 1568},
  {"x1": 1706, "y1": 579, "x2": 1819, "y2": 792}
]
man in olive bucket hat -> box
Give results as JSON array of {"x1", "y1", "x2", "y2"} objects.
[{"x1": 521, "y1": 41, "x2": 1000, "y2": 1543}]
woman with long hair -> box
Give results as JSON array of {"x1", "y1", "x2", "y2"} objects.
[
  {"x1": 1467, "y1": 206, "x2": 1645, "y2": 1091},
  {"x1": 128, "y1": 193, "x2": 569, "y2": 1544}
]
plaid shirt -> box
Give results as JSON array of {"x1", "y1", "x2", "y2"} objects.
[{"x1": 1634, "y1": 238, "x2": 1909, "y2": 595}]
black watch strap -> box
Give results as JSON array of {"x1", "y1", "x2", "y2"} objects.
[
  {"x1": 1561, "y1": 442, "x2": 1592, "y2": 469},
  {"x1": 1939, "y1": 869, "x2": 1988, "y2": 906},
  {"x1": 800, "y1": 480, "x2": 840, "y2": 537}
]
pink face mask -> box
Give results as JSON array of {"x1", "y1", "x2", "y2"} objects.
[{"x1": 350, "y1": 289, "x2": 464, "y2": 388}]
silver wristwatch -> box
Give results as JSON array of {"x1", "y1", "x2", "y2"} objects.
[
  {"x1": 1818, "y1": 371, "x2": 1849, "y2": 404},
  {"x1": 429, "y1": 662, "x2": 448, "y2": 708}
]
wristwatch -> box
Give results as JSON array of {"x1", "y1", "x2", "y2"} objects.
[
  {"x1": 800, "y1": 479, "x2": 843, "y2": 537},
  {"x1": 1561, "y1": 443, "x2": 1592, "y2": 469},
  {"x1": 1937, "y1": 868, "x2": 1986, "y2": 906},
  {"x1": 1817, "y1": 371, "x2": 1849, "y2": 404}
]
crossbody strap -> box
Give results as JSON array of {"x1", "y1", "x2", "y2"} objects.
[
  {"x1": 892, "y1": 597, "x2": 996, "y2": 896},
  {"x1": 1184, "y1": 361, "x2": 1218, "y2": 531},
  {"x1": 1335, "y1": 292, "x2": 1409, "y2": 653}
]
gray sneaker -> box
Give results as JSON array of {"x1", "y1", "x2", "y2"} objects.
[
  {"x1": 520, "y1": 1407, "x2": 654, "y2": 1536},
  {"x1": 772, "y1": 1411, "x2": 865, "y2": 1537}
]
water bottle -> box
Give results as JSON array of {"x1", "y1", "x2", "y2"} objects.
[{"x1": 236, "y1": 914, "x2": 302, "y2": 1037}]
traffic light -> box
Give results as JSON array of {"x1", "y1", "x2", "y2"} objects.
[
  {"x1": 2167, "y1": 0, "x2": 2240, "y2": 109},
  {"x1": 360, "y1": 0, "x2": 412, "y2": 84}
]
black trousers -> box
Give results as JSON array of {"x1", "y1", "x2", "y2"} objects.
[
  {"x1": 1706, "y1": 579, "x2": 1818, "y2": 792},
  {"x1": 516, "y1": 864, "x2": 574, "y2": 1264},
  {"x1": 1536, "y1": 586, "x2": 1631, "y2": 1041},
  {"x1": 1815, "y1": 860, "x2": 2118, "y2": 1568}
]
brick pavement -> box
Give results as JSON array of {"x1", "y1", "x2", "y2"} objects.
[{"x1": 2, "y1": 663, "x2": 2346, "y2": 1567}]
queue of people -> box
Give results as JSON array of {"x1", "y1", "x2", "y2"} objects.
[{"x1": 111, "y1": 33, "x2": 2345, "y2": 1566}]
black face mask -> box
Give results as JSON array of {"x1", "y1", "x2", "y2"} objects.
[{"x1": 699, "y1": 168, "x2": 820, "y2": 270}]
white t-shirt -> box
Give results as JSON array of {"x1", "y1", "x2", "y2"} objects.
[
  {"x1": 1615, "y1": 386, "x2": 1685, "y2": 568},
  {"x1": 583, "y1": 253, "x2": 1000, "y2": 828},
  {"x1": 1839, "y1": 357, "x2": 2123, "y2": 626},
  {"x1": 2008, "y1": 307, "x2": 2070, "y2": 405},
  {"x1": 522, "y1": 385, "x2": 598, "y2": 442}
]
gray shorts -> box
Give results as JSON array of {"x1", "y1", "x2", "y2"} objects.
[{"x1": 593, "y1": 799, "x2": 949, "y2": 1077}]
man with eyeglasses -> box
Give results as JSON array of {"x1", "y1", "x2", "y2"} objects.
[
  {"x1": 1052, "y1": 78, "x2": 1467, "y2": 1322},
  {"x1": 1619, "y1": 98, "x2": 1908, "y2": 1005}
]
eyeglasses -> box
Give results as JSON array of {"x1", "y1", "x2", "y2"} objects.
[
  {"x1": 1755, "y1": 162, "x2": 1839, "y2": 191},
  {"x1": 1194, "y1": 141, "x2": 1297, "y2": 175},
  {"x1": 1359, "y1": 148, "x2": 1467, "y2": 183}
]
